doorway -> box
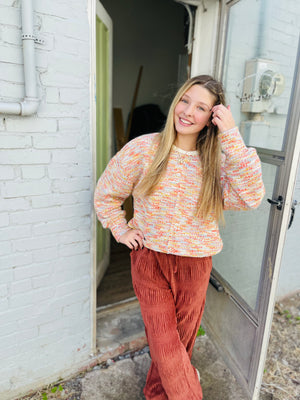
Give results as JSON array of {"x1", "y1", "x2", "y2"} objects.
[{"x1": 96, "y1": 0, "x2": 188, "y2": 309}]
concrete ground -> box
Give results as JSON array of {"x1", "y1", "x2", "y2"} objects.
[{"x1": 85, "y1": 301, "x2": 249, "y2": 400}]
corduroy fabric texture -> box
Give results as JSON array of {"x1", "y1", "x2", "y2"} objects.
[{"x1": 131, "y1": 247, "x2": 212, "y2": 400}]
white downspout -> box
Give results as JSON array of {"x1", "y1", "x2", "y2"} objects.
[{"x1": 0, "y1": 0, "x2": 39, "y2": 115}]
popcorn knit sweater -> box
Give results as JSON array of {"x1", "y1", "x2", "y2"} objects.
[{"x1": 94, "y1": 127, "x2": 265, "y2": 258}]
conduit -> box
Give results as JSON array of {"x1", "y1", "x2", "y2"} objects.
[{"x1": 0, "y1": 0, "x2": 40, "y2": 115}]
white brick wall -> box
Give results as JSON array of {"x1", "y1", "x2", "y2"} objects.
[{"x1": 0, "y1": 1, "x2": 93, "y2": 399}]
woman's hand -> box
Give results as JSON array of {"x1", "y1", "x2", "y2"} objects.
[
  {"x1": 211, "y1": 104, "x2": 236, "y2": 133},
  {"x1": 119, "y1": 229, "x2": 145, "y2": 250}
]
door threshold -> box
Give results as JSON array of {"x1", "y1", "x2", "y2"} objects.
[
  {"x1": 96, "y1": 296, "x2": 138, "y2": 315},
  {"x1": 96, "y1": 297, "x2": 147, "y2": 363}
]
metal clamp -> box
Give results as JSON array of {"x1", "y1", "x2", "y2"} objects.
[{"x1": 22, "y1": 33, "x2": 45, "y2": 45}]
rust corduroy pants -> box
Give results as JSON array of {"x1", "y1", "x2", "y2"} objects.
[{"x1": 131, "y1": 247, "x2": 212, "y2": 400}]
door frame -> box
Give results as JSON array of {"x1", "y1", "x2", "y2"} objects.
[
  {"x1": 89, "y1": 0, "x2": 113, "y2": 354},
  {"x1": 194, "y1": 0, "x2": 300, "y2": 398}
]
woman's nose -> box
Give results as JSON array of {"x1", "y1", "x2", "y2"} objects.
[{"x1": 184, "y1": 103, "x2": 194, "y2": 116}]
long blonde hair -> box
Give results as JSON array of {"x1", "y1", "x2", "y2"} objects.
[{"x1": 136, "y1": 75, "x2": 226, "y2": 221}]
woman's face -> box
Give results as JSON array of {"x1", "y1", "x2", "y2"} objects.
[{"x1": 174, "y1": 84, "x2": 216, "y2": 140}]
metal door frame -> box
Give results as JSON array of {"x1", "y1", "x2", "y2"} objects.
[{"x1": 208, "y1": 0, "x2": 300, "y2": 396}]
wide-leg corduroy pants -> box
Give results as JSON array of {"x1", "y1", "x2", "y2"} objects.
[{"x1": 131, "y1": 247, "x2": 212, "y2": 400}]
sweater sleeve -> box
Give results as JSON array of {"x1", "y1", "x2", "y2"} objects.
[
  {"x1": 220, "y1": 127, "x2": 265, "y2": 210},
  {"x1": 93, "y1": 137, "x2": 145, "y2": 242}
]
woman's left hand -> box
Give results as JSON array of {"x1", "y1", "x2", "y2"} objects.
[{"x1": 211, "y1": 104, "x2": 236, "y2": 133}]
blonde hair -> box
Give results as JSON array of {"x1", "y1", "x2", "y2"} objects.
[{"x1": 136, "y1": 75, "x2": 226, "y2": 221}]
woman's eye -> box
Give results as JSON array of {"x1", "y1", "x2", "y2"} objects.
[
  {"x1": 181, "y1": 98, "x2": 188, "y2": 103},
  {"x1": 198, "y1": 106, "x2": 205, "y2": 111}
]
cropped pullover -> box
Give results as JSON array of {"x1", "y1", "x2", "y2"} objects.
[{"x1": 94, "y1": 127, "x2": 265, "y2": 257}]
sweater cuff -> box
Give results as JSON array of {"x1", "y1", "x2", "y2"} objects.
[
  {"x1": 219, "y1": 126, "x2": 247, "y2": 156},
  {"x1": 110, "y1": 223, "x2": 131, "y2": 243}
]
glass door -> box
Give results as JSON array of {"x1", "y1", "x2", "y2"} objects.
[{"x1": 203, "y1": 0, "x2": 300, "y2": 398}]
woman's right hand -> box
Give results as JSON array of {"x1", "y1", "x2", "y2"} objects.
[{"x1": 119, "y1": 229, "x2": 145, "y2": 250}]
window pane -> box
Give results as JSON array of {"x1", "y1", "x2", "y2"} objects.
[
  {"x1": 222, "y1": 0, "x2": 300, "y2": 151},
  {"x1": 213, "y1": 162, "x2": 277, "y2": 309}
]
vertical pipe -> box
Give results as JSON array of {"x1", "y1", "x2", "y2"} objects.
[{"x1": 21, "y1": 0, "x2": 37, "y2": 99}]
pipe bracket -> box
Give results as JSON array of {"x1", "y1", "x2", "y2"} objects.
[{"x1": 22, "y1": 33, "x2": 45, "y2": 45}]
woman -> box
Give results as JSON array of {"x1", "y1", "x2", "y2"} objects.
[{"x1": 94, "y1": 75, "x2": 265, "y2": 400}]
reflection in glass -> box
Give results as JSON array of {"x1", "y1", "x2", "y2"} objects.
[
  {"x1": 213, "y1": 163, "x2": 276, "y2": 309},
  {"x1": 222, "y1": 0, "x2": 300, "y2": 151}
]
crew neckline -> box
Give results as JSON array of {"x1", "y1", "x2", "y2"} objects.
[{"x1": 172, "y1": 144, "x2": 198, "y2": 156}]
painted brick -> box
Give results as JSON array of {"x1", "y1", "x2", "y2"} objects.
[
  {"x1": 0, "y1": 297, "x2": 9, "y2": 312},
  {"x1": 60, "y1": 226, "x2": 90, "y2": 244},
  {"x1": 5, "y1": 117, "x2": 57, "y2": 132},
  {"x1": 59, "y1": 241, "x2": 90, "y2": 257},
  {"x1": 13, "y1": 261, "x2": 52, "y2": 281},
  {"x1": 9, "y1": 287, "x2": 54, "y2": 309},
  {"x1": 2, "y1": 179, "x2": 51, "y2": 197},
  {"x1": 59, "y1": 118, "x2": 81, "y2": 131},
  {"x1": 0, "y1": 44, "x2": 22, "y2": 64},
  {"x1": 55, "y1": 253, "x2": 90, "y2": 271},
  {"x1": 68, "y1": 164, "x2": 92, "y2": 177},
  {"x1": 37, "y1": 102, "x2": 81, "y2": 118},
  {"x1": 1, "y1": 252, "x2": 32, "y2": 270},
  {"x1": 13, "y1": 234, "x2": 59, "y2": 251},
  {"x1": 55, "y1": 276, "x2": 90, "y2": 297},
  {"x1": 0, "y1": 283, "x2": 8, "y2": 298},
  {"x1": 0, "y1": 149, "x2": 51, "y2": 165},
  {"x1": 0, "y1": 304, "x2": 32, "y2": 326},
  {"x1": 48, "y1": 164, "x2": 72, "y2": 179},
  {"x1": 0, "y1": 241, "x2": 11, "y2": 256},
  {"x1": 35, "y1": 1, "x2": 81, "y2": 20},
  {"x1": 0, "y1": 266, "x2": 12, "y2": 282},
  {"x1": 11, "y1": 279, "x2": 32, "y2": 295},
  {"x1": 52, "y1": 177, "x2": 91, "y2": 193},
  {"x1": 31, "y1": 192, "x2": 76, "y2": 208},
  {"x1": 46, "y1": 87, "x2": 59, "y2": 103},
  {"x1": 60, "y1": 88, "x2": 86, "y2": 104},
  {"x1": 11, "y1": 206, "x2": 65, "y2": 225},
  {"x1": 0, "y1": 117, "x2": 5, "y2": 130},
  {"x1": 1, "y1": 321, "x2": 18, "y2": 337},
  {"x1": 0, "y1": 81, "x2": 24, "y2": 100},
  {"x1": 33, "y1": 134, "x2": 77, "y2": 149},
  {"x1": 0, "y1": 332, "x2": 18, "y2": 351},
  {"x1": 52, "y1": 149, "x2": 90, "y2": 164},
  {"x1": 77, "y1": 190, "x2": 93, "y2": 203},
  {"x1": 55, "y1": 35, "x2": 80, "y2": 56},
  {"x1": 21, "y1": 165, "x2": 45, "y2": 179},
  {"x1": 33, "y1": 216, "x2": 87, "y2": 236},
  {"x1": 40, "y1": 68, "x2": 88, "y2": 88},
  {"x1": 0, "y1": 62, "x2": 24, "y2": 83},
  {"x1": 0, "y1": 197, "x2": 31, "y2": 211},
  {"x1": 0, "y1": 6, "x2": 21, "y2": 27},
  {"x1": 0, "y1": 0, "x2": 18, "y2": 6},
  {"x1": 42, "y1": 15, "x2": 89, "y2": 41},
  {"x1": 0, "y1": 213, "x2": 9, "y2": 227},
  {"x1": 0, "y1": 135, "x2": 31, "y2": 149},
  {"x1": 32, "y1": 274, "x2": 52, "y2": 289},
  {"x1": 32, "y1": 246, "x2": 58, "y2": 262},
  {"x1": 0, "y1": 224, "x2": 31, "y2": 241}
]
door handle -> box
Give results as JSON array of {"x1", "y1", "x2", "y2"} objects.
[
  {"x1": 209, "y1": 274, "x2": 224, "y2": 292},
  {"x1": 267, "y1": 195, "x2": 283, "y2": 210},
  {"x1": 288, "y1": 200, "x2": 298, "y2": 229}
]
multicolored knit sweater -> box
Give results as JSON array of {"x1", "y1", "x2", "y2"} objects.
[{"x1": 94, "y1": 127, "x2": 265, "y2": 257}]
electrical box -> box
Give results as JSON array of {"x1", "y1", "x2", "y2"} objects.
[{"x1": 240, "y1": 58, "x2": 285, "y2": 113}]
